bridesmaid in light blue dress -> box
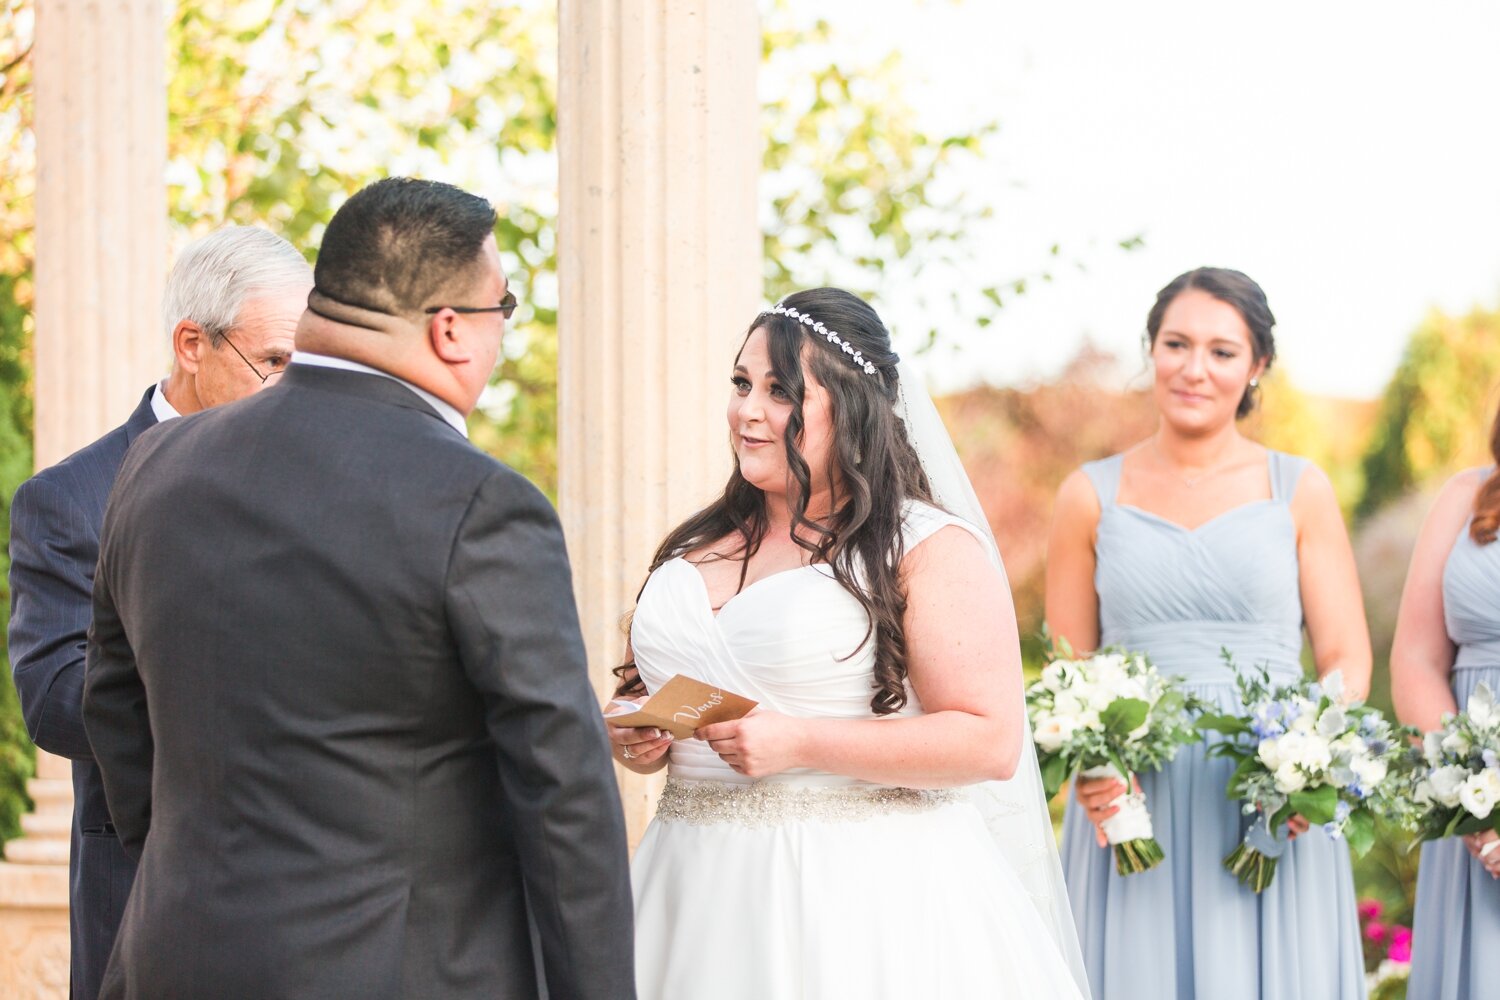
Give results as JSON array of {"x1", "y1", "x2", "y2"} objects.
[
  {"x1": 1392, "y1": 404, "x2": 1500, "y2": 1000},
  {"x1": 1046, "y1": 268, "x2": 1372, "y2": 1000}
]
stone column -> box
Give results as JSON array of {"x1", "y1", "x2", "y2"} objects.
[
  {"x1": 557, "y1": 0, "x2": 760, "y2": 846},
  {"x1": 2, "y1": 0, "x2": 167, "y2": 994}
]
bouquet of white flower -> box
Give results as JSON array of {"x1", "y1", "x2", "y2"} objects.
[
  {"x1": 1404, "y1": 682, "x2": 1500, "y2": 843},
  {"x1": 1026, "y1": 644, "x2": 1202, "y2": 875},
  {"x1": 1197, "y1": 658, "x2": 1410, "y2": 893}
]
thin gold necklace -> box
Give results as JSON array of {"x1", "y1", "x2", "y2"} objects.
[{"x1": 1152, "y1": 440, "x2": 1237, "y2": 489}]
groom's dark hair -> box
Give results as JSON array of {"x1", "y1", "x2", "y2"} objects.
[{"x1": 314, "y1": 177, "x2": 497, "y2": 315}]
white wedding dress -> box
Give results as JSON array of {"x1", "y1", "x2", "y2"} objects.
[{"x1": 630, "y1": 501, "x2": 1087, "y2": 1000}]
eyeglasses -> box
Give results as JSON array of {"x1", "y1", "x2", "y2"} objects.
[
  {"x1": 423, "y1": 290, "x2": 518, "y2": 320},
  {"x1": 219, "y1": 331, "x2": 286, "y2": 383}
]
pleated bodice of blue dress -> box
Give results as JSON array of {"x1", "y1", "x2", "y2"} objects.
[
  {"x1": 1059, "y1": 449, "x2": 1366, "y2": 1000},
  {"x1": 1409, "y1": 482, "x2": 1500, "y2": 1000}
]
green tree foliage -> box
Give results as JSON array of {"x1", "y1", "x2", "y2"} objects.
[
  {"x1": 1357, "y1": 306, "x2": 1500, "y2": 518},
  {"x1": 0, "y1": 1, "x2": 1015, "y2": 839}
]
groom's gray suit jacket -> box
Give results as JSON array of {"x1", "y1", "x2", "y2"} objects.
[{"x1": 83, "y1": 363, "x2": 635, "y2": 1000}]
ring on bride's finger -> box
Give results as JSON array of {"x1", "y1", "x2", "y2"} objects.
[
  {"x1": 621, "y1": 746, "x2": 636, "y2": 760},
  {"x1": 1482, "y1": 839, "x2": 1500, "y2": 858}
]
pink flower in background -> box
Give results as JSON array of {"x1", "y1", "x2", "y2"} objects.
[
  {"x1": 1358, "y1": 898, "x2": 1384, "y2": 922},
  {"x1": 1389, "y1": 926, "x2": 1413, "y2": 964},
  {"x1": 1364, "y1": 921, "x2": 1388, "y2": 946}
]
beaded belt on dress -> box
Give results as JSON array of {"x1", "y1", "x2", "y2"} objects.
[{"x1": 654, "y1": 777, "x2": 962, "y2": 827}]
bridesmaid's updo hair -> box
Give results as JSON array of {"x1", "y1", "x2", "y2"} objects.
[
  {"x1": 1472, "y1": 399, "x2": 1500, "y2": 545},
  {"x1": 618, "y1": 288, "x2": 935, "y2": 715},
  {"x1": 1146, "y1": 267, "x2": 1277, "y2": 419}
]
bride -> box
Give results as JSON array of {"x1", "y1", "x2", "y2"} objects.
[{"x1": 608, "y1": 287, "x2": 1089, "y2": 999}]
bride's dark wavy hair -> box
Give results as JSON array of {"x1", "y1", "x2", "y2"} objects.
[{"x1": 614, "y1": 287, "x2": 934, "y2": 714}]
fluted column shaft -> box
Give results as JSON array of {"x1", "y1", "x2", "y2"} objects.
[
  {"x1": 2, "y1": 1, "x2": 167, "y2": 994},
  {"x1": 557, "y1": 0, "x2": 760, "y2": 846}
]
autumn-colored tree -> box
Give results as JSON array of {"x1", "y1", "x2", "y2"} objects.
[{"x1": 1357, "y1": 306, "x2": 1500, "y2": 518}]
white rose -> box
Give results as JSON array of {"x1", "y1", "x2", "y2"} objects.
[
  {"x1": 1033, "y1": 714, "x2": 1077, "y2": 753},
  {"x1": 1429, "y1": 765, "x2": 1470, "y2": 808},
  {"x1": 1053, "y1": 691, "x2": 1085, "y2": 720},
  {"x1": 1274, "y1": 762, "x2": 1308, "y2": 794},
  {"x1": 1458, "y1": 769, "x2": 1500, "y2": 820},
  {"x1": 1257, "y1": 736, "x2": 1285, "y2": 770},
  {"x1": 1086, "y1": 685, "x2": 1118, "y2": 712},
  {"x1": 1350, "y1": 755, "x2": 1388, "y2": 790},
  {"x1": 1289, "y1": 700, "x2": 1318, "y2": 734},
  {"x1": 1280, "y1": 732, "x2": 1332, "y2": 774},
  {"x1": 1414, "y1": 779, "x2": 1436, "y2": 806},
  {"x1": 1078, "y1": 709, "x2": 1102, "y2": 732}
]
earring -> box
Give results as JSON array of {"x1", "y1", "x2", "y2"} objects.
[
  {"x1": 855, "y1": 449, "x2": 863, "y2": 465},
  {"x1": 1249, "y1": 378, "x2": 1260, "y2": 388}
]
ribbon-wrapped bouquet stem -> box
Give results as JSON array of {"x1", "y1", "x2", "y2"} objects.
[
  {"x1": 1027, "y1": 644, "x2": 1202, "y2": 875},
  {"x1": 1197, "y1": 657, "x2": 1410, "y2": 893}
]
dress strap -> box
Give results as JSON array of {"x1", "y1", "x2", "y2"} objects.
[
  {"x1": 1268, "y1": 450, "x2": 1310, "y2": 502},
  {"x1": 902, "y1": 499, "x2": 990, "y2": 552},
  {"x1": 1081, "y1": 454, "x2": 1125, "y2": 507}
]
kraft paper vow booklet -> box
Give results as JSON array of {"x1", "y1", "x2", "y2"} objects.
[{"x1": 605, "y1": 674, "x2": 758, "y2": 740}]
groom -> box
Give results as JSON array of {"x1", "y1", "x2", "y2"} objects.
[{"x1": 83, "y1": 178, "x2": 635, "y2": 999}]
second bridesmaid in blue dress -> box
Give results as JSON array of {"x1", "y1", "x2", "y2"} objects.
[
  {"x1": 1392, "y1": 397, "x2": 1500, "y2": 1000},
  {"x1": 1045, "y1": 267, "x2": 1372, "y2": 999}
]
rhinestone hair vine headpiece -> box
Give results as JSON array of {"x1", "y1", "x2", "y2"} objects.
[{"x1": 767, "y1": 303, "x2": 880, "y2": 377}]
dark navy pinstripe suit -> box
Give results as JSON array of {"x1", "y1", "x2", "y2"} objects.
[{"x1": 8, "y1": 385, "x2": 157, "y2": 1000}]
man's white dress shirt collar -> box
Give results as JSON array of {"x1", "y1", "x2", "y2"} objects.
[
  {"x1": 289, "y1": 351, "x2": 469, "y2": 439},
  {"x1": 150, "y1": 381, "x2": 183, "y2": 423}
]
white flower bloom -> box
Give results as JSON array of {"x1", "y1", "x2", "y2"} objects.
[
  {"x1": 1471, "y1": 684, "x2": 1496, "y2": 729},
  {"x1": 1078, "y1": 709, "x2": 1102, "y2": 732},
  {"x1": 1316, "y1": 706, "x2": 1348, "y2": 739},
  {"x1": 1086, "y1": 684, "x2": 1118, "y2": 711},
  {"x1": 1279, "y1": 731, "x2": 1332, "y2": 774},
  {"x1": 1429, "y1": 765, "x2": 1470, "y2": 808},
  {"x1": 1033, "y1": 713, "x2": 1077, "y2": 753},
  {"x1": 1414, "y1": 779, "x2": 1436, "y2": 806},
  {"x1": 1053, "y1": 692, "x2": 1085, "y2": 720},
  {"x1": 1274, "y1": 762, "x2": 1308, "y2": 794},
  {"x1": 1258, "y1": 736, "x2": 1285, "y2": 770},
  {"x1": 1442, "y1": 730, "x2": 1472, "y2": 758},
  {"x1": 1040, "y1": 661, "x2": 1071, "y2": 692},
  {"x1": 1289, "y1": 699, "x2": 1319, "y2": 734},
  {"x1": 1331, "y1": 732, "x2": 1367, "y2": 759},
  {"x1": 1424, "y1": 731, "x2": 1445, "y2": 767},
  {"x1": 1350, "y1": 755, "x2": 1388, "y2": 789},
  {"x1": 1321, "y1": 670, "x2": 1346, "y2": 703},
  {"x1": 1458, "y1": 769, "x2": 1500, "y2": 820}
]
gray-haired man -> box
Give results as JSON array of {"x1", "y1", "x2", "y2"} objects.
[{"x1": 7, "y1": 225, "x2": 311, "y2": 1000}]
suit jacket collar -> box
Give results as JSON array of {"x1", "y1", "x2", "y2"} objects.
[
  {"x1": 277, "y1": 363, "x2": 460, "y2": 435},
  {"x1": 123, "y1": 385, "x2": 159, "y2": 446}
]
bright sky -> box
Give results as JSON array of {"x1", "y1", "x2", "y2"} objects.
[{"x1": 813, "y1": 0, "x2": 1500, "y2": 399}]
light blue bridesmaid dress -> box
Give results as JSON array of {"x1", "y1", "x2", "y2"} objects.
[
  {"x1": 1408, "y1": 485, "x2": 1500, "y2": 1000},
  {"x1": 1059, "y1": 450, "x2": 1366, "y2": 1000}
]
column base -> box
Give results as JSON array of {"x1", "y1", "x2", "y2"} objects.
[{"x1": 0, "y1": 861, "x2": 69, "y2": 999}]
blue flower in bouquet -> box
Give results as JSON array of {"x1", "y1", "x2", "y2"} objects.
[
  {"x1": 1250, "y1": 702, "x2": 1286, "y2": 740},
  {"x1": 1198, "y1": 658, "x2": 1409, "y2": 893}
]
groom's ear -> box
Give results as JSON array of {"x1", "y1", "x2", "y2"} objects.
[{"x1": 427, "y1": 308, "x2": 473, "y2": 365}]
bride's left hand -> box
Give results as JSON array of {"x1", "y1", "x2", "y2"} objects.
[{"x1": 696, "y1": 711, "x2": 808, "y2": 778}]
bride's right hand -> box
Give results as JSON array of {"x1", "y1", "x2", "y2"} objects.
[
  {"x1": 1074, "y1": 773, "x2": 1137, "y2": 848},
  {"x1": 604, "y1": 702, "x2": 674, "y2": 772}
]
